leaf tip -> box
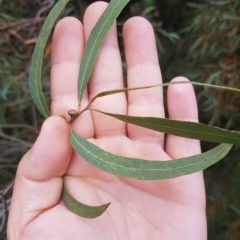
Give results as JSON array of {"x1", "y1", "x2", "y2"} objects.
[{"x1": 104, "y1": 202, "x2": 111, "y2": 210}]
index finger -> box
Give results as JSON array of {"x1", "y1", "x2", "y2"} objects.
[{"x1": 50, "y1": 17, "x2": 94, "y2": 138}]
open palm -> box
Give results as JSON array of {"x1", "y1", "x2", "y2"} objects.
[{"x1": 8, "y1": 2, "x2": 206, "y2": 240}]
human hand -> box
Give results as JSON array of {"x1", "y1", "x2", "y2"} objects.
[{"x1": 7, "y1": 2, "x2": 207, "y2": 239}]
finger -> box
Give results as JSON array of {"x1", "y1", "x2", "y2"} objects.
[
  {"x1": 84, "y1": 2, "x2": 127, "y2": 138},
  {"x1": 165, "y1": 77, "x2": 205, "y2": 210},
  {"x1": 166, "y1": 77, "x2": 201, "y2": 157},
  {"x1": 51, "y1": 17, "x2": 94, "y2": 138},
  {"x1": 7, "y1": 117, "x2": 71, "y2": 238},
  {"x1": 123, "y1": 17, "x2": 165, "y2": 145}
]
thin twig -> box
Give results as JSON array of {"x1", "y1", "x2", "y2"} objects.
[
  {"x1": 0, "y1": 164, "x2": 17, "y2": 169},
  {"x1": 35, "y1": 0, "x2": 54, "y2": 19},
  {"x1": 1, "y1": 146, "x2": 26, "y2": 158},
  {"x1": 0, "y1": 180, "x2": 14, "y2": 234},
  {"x1": 0, "y1": 17, "x2": 45, "y2": 31},
  {"x1": 2, "y1": 180, "x2": 14, "y2": 196},
  {"x1": 0, "y1": 132, "x2": 33, "y2": 148},
  {"x1": 29, "y1": 0, "x2": 54, "y2": 36},
  {"x1": 0, "y1": 194, "x2": 7, "y2": 234},
  {"x1": 0, "y1": 124, "x2": 39, "y2": 134}
]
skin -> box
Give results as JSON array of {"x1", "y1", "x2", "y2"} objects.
[{"x1": 7, "y1": 2, "x2": 207, "y2": 240}]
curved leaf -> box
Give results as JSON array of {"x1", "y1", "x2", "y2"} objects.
[
  {"x1": 89, "y1": 81, "x2": 240, "y2": 104},
  {"x1": 78, "y1": 0, "x2": 130, "y2": 105},
  {"x1": 61, "y1": 184, "x2": 110, "y2": 218},
  {"x1": 92, "y1": 110, "x2": 240, "y2": 145},
  {"x1": 70, "y1": 130, "x2": 232, "y2": 180},
  {"x1": 79, "y1": 81, "x2": 240, "y2": 116},
  {"x1": 29, "y1": 0, "x2": 70, "y2": 118}
]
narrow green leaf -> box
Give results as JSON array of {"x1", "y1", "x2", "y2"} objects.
[
  {"x1": 29, "y1": 0, "x2": 70, "y2": 118},
  {"x1": 70, "y1": 130, "x2": 232, "y2": 180},
  {"x1": 78, "y1": 0, "x2": 130, "y2": 104},
  {"x1": 80, "y1": 80, "x2": 240, "y2": 115},
  {"x1": 89, "y1": 81, "x2": 240, "y2": 104},
  {"x1": 61, "y1": 184, "x2": 110, "y2": 218},
  {"x1": 93, "y1": 109, "x2": 240, "y2": 145}
]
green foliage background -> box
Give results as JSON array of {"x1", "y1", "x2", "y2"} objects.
[{"x1": 0, "y1": 0, "x2": 239, "y2": 239}]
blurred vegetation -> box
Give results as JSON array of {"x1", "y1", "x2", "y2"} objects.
[{"x1": 0, "y1": 0, "x2": 239, "y2": 239}]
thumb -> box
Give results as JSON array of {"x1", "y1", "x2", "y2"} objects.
[{"x1": 7, "y1": 116, "x2": 72, "y2": 238}]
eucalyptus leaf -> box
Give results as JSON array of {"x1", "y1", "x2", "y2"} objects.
[
  {"x1": 92, "y1": 110, "x2": 240, "y2": 145},
  {"x1": 78, "y1": 0, "x2": 130, "y2": 105},
  {"x1": 61, "y1": 184, "x2": 110, "y2": 218},
  {"x1": 88, "y1": 80, "x2": 240, "y2": 105},
  {"x1": 79, "y1": 80, "x2": 240, "y2": 115},
  {"x1": 70, "y1": 130, "x2": 232, "y2": 180},
  {"x1": 29, "y1": 0, "x2": 70, "y2": 118}
]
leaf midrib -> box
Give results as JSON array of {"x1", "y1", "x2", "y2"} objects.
[
  {"x1": 93, "y1": 110, "x2": 240, "y2": 142},
  {"x1": 70, "y1": 131, "x2": 229, "y2": 171},
  {"x1": 78, "y1": 1, "x2": 121, "y2": 102}
]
